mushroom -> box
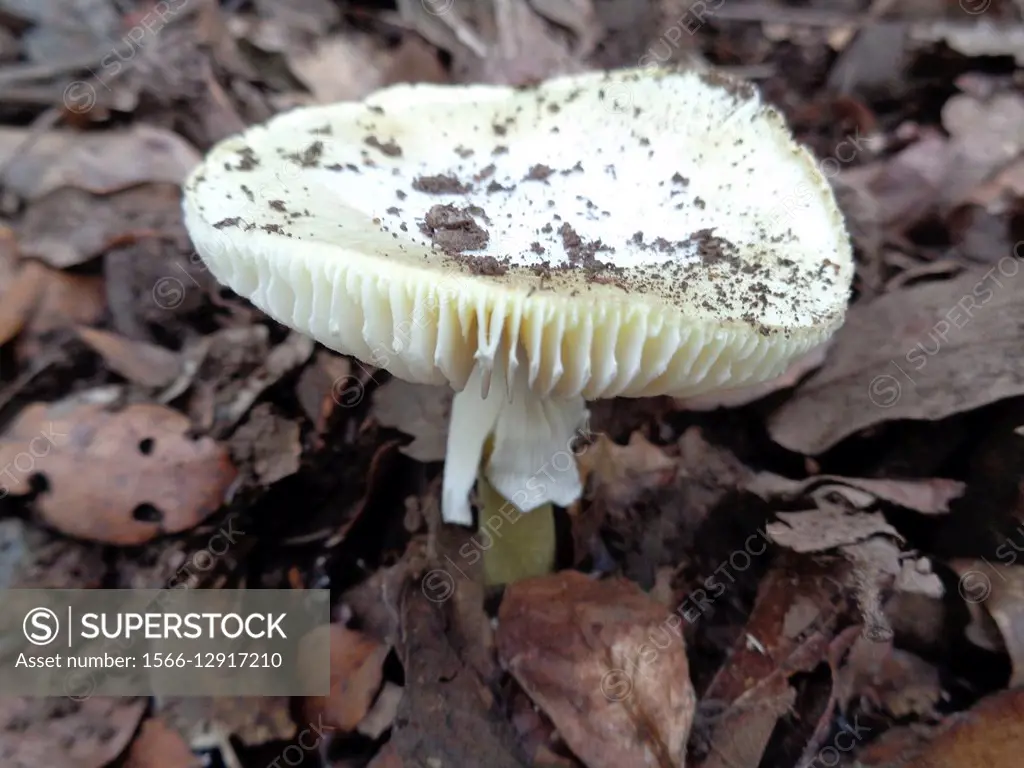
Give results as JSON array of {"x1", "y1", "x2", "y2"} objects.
[{"x1": 182, "y1": 67, "x2": 854, "y2": 584}]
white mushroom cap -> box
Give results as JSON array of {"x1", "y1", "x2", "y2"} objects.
[{"x1": 182, "y1": 66, "x2": 854, "y2": 524}]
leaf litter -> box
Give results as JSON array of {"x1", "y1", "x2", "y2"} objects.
[{"x1": 0, "y1": 0, "x2": 1023, "y2": 766}]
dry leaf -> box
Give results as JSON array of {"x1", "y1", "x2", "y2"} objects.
[
  {"x1": 910, "y1": 18, "x2": 1024, "y2": 66},
  {"x1": 124, "y1": 718, "x2": 201, "y2": 768},
  {"x1": 949, "y1": 561, "x2": 1024, "y2": 687},
  {"x1": 880, "y1": 687, "x2": 1024, "y2": 768},
  {"x1": 214, "y1": 331, "x2": 315, "y2": 436},
  {"x1": 497, "y1": 571, "x2": 695, "y2": 768},
  {"x1": 391, "y1": 575, "x2": 524, "y2": 768},
  {"x1": 836, "y1": 131, "x2": 951, "y2": 232},
  {"x1": 157, "y1": 696, "x2": 296, "y2": 748},
  {"x1": 768, "y1": 264, "x2": 1024, "y2": 454},
  {"x1": 0, "y1": 518, "x2": 105, "y2": 590},
  {"x1": 0, "y1": 124, "x2": 201, "y2": 201},
  {"x1": 938, "y1": 91, "x2": 1024, "y2": 209},
  {"x1": 697, "y1": 560, "x2": 850, "y2": 768},
  {"x1": 366, "y1": 742, "x2": 404, "y2": 768},
  {"x1": 0, "y1": 696, "x2": 146, "y2": 768},
  {"x1": 357, "y1": 682, "x2": 404, "y2": 739},
  {"x1": 287, "y1": 34, "x2": 390, "y2": 103},
  {"x1": 0, "y1": 259, "x2": 47, "y2": 348},
  {"x1": 371, "y1": 379, "x2": 452, "y2": 463},
  {"x1": 768, "y1": 507, "x2": 900, "y2": 553},
  {"x1": 75, "y1": 326, "x2": 182, "y2": 388},
  {"x1": 18, "y1": 185, "x2": 186, "y2": 269},
  {"x1": 578, "y1": 431, "x2": 676, "y2": 509},
  {"x1": 302, "y1": 625, "x2": 390, "y2": 732},
  {"x1": 747, "y1": 472, "x2": 965, "y2": 515},
  {"x1": 0, "y1": 396, "x2": 237, "y2": 545},
  {"x1": 229, "y1": 403, "x2": 302, "y2": 486}
]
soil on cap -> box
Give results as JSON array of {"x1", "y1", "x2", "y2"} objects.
[
  {"x1": 233, "y1": 146, "x2": 259, "y2": 171},
  {"x1": 524, "y1": 164, "x2": 554, "y2": 182},
  {"x1": 558, "y1": 222, "x2": 616, "y2": 277},
  {"x1": 286, "y1": 141, "x2": 324, "y2": 168},
  {"x1": 420, "y1": 204, "x2": 493, "y2": 261},
  {"x1": 365, "y1": 136, "x2": 403, "y2": 157},
  {"x1": 412, "y1": 174, "x2": 472, "y2": 194}
]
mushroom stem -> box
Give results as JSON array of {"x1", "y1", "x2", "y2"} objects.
[
  {"x1": 477, "y1": 467, "x2": 556, "y2": 586},
  {"x1": 441, "y1": 352, "x2": 588, "y2": 527}
]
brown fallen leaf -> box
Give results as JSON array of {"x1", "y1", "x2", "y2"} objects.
[
  {"x1": 381, "y1": 34, "x2": 450, "y2": 87},
  {"x1": 767, "y1": 507, "x2": 901, "y2": 553},
  {"x1": 0, "y1": 259, "x2": 47, "y2": 348},
  {"x1": 497, "y1": 571, "x2": 695, "y2": 768},
  {"x1": 695, "y1": 559, "x2": 851, "y2": 768},
  {"x1": 910, "y1": 18, "x2": 1024, "y2": 66},
  {"x1": 747, "y1": 472, "x2": 965, "y2": 515},
  {"x1": 24, "y1": 267, "x2": 106, "y2": 340},
  {"x1": 124, "y1": 718, "x2": 201, "y2": 768},
  {"x1": 835, "y1": 132, "x2": 951, "y2": 232},
  {"x1": 357, "y1": 681, "x2": 404, "y2": 739},
  {"x1": 578, "y1": 431, "x2": 676, "y2": 510},
  {"x1": 583, "y1": 427, "x2": 755, "y2": 586},
  {"x1": 295, "y1": 350, "x2": 354, "y2": 439},
  {"x1": 0, "y1": 124, "x2": 201, "y2": 201},
  {"x1": 229, "y1": 403, "x2": 302, "y2": 487},
  {"x1": 936, "y1": 90, "x2": 1024, "y2": 211},
  {"x1": 836, "y1": 635, "x2": 943, "y2": 720},
  {"x1": 366, "y1": 742, "x2": 404, "y2": 768},
  {"x1": 371, "y1": 379, "x2": 452, "y2": 463},
  {"x1": 0, "y1": 394, "x2": 237, "y2": 545},
  {"x1": 948, "y1": 561, "x2": 1024, "y2": 687},
  {"x1": 862, "y1": 687, "x2": 1024, "y2": 768},
  {"x1": 213, "y1": 330, "x2": 315, "y2": 436},
  {"x1": 18, "y1": 185, "x2": 187, "y2": 269},
  {"x1": 0, "y1": 696, "x2": 147, "y2": 768},
  {"x1": 75, "y1": 326, "x2": 182, "y2": 388},
  {"x1": 391, "y1": 569, "x2": 525, "y2": 768},
  {"x1": 768, "y1": 264, "x2": 1024, "y2": 454},
  {"x1": 302, "y1": 624, "x2": 390, "y2": 732},
  {"x1": 287, "y1": 33, "x2": 391, "y2": 103}
]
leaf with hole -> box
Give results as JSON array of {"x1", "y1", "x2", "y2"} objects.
[{"x1": 0, "y1": 395, "x2": 237, "y2": 545}]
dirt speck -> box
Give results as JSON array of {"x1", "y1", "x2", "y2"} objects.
[
  {"x1": 420, "y1": 204, "x2": 491, "y2": 257},
  {"x1": 412, "y1": 174, "x2": 471, "y2": 195},
  {"x1": 365, "y1": 136, "x2": 403, "y2": 157}
]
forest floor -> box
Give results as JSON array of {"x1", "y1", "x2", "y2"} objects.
[{"x1": 0, "y1": 0, "x2": 1023, "y2": 766}]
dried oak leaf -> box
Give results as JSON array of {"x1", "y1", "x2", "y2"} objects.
[
  {"x1": 371, "y1": 378, "x2": 452, "y2": 463},
  {"x1": 0, "y1": 696, "x2": 146, "y2": 768},
  {"x1": 747, "y1": 472, "x2": 965, "y2": 515},
  {"x1": 497, "y1": 571, "x2": 695, "y2": 768},
  {"x1": 858, "y1": 687, "x2": 1024, "y2": 768},
  {"x1": 124, "y1": 718, "x2": 201, "y2": 768},
  {"x1": 75, "y1": 326, "x2": 181, "y2": 388},
  {"x1": 0, "y1": 124, "x2": 201, "y2": 201},
  {"x1": 695, "y1": 558, "x2": 852, "y2": 768},
  {"x1": 769, "y1": 264, "x2": 1024, "y2": 454},
  {"x1": 767, "y1": 507, "x2": 900, "y2": 553},
  {"x1": 578, "y1": 431, "x2": 676, "y2": 509},
  {"x1": 301, "y1": 625, "x2": 390, "y2": 732},
  {"x1": 0, "y1": 397, "x2": 236, "y2": 545},
  {"x1": 0, "y1": 259, "x2": 47, "y2": 348}
]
